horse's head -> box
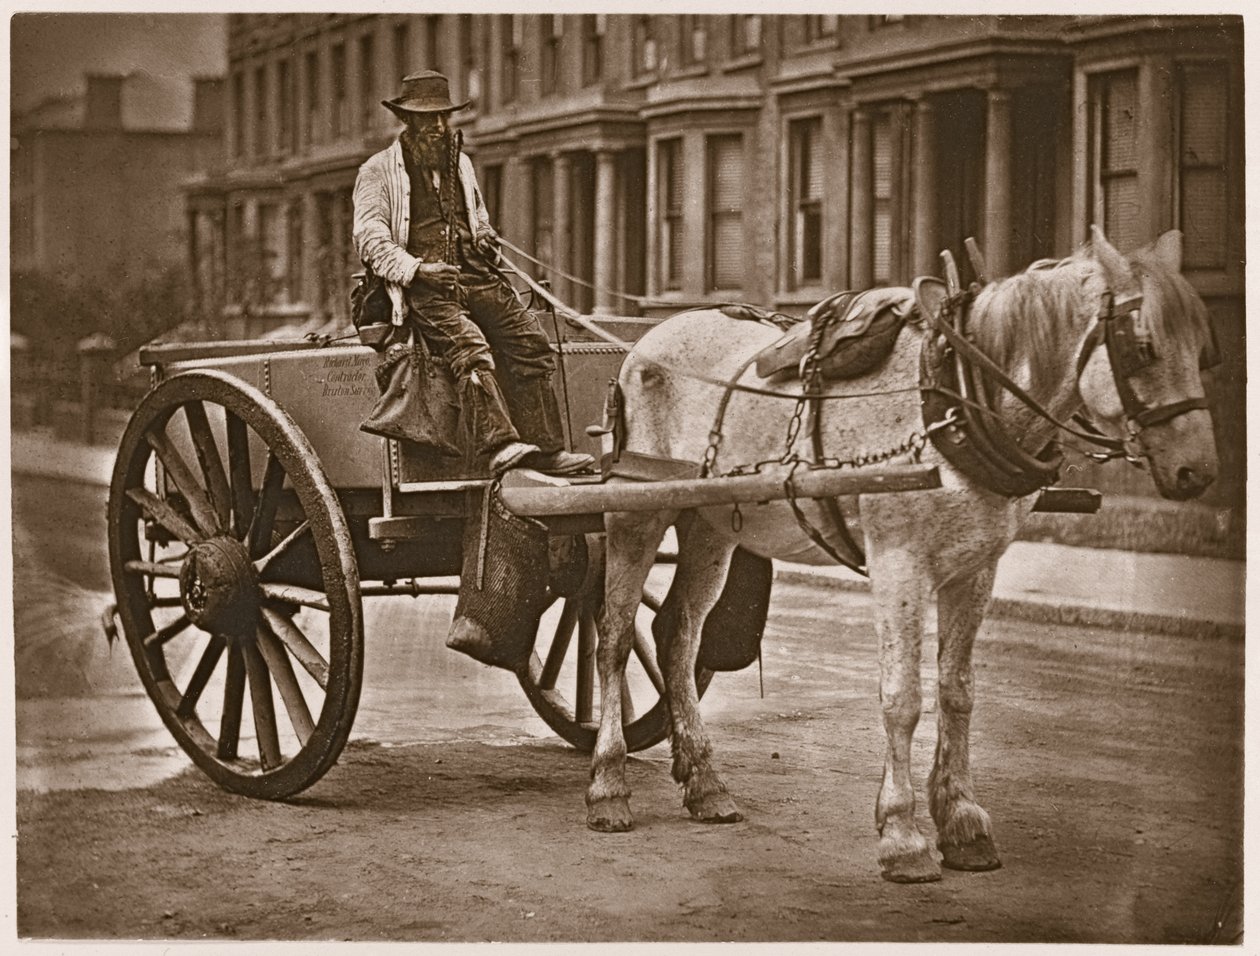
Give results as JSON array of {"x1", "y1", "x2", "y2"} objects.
[{"x1": 1077, "y1": 227, "x2": 1218, "y2": 500}]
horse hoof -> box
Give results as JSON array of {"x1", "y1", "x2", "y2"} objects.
[
  {"x1": 880, "y1": 849, "x2": 942, "y2": 884},
  {"x1": 587, "y1": 797, "x2": 634, "y2": 833},
  {"x1": 687, "y1": 793, "x2": 744, "y2": 824},
  {"x1": 941, "y1": 835, "x2": 1002, "y2": 872}
]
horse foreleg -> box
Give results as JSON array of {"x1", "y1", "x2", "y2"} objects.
[
  {"x1": 665, "y1": 518, "x2": 742, "y2": 823},
  {"x1": 929, "y1": 565, "x2": 1002, "y2": 871},
  {"x1": 869, "y1": 554, "x2": 940, "y2": 883},
  {"x1": 586, "y1": 508, "x2": 676, "y2": 832}
]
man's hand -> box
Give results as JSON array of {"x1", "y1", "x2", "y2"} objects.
[
  {"x1": 411, "y1": 261, "x2": 461, "y2": 292},
  {"x1": 473, "y1": 232, "x2": 501, "y2": 263}
]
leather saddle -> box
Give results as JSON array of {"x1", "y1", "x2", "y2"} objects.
[{"x1": 753, "y1": 287, "x2": 917, "y2": 382}]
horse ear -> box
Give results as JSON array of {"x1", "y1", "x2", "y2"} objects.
[
  {"x1": 1149, "y1": 230, "x2": 1184, "y2": 274},
  {"x1": 1089, "y1": 225, "x2": 1140, "y2": 295}
]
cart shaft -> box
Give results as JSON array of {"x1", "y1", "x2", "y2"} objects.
[{"x1": 498, "y1": 463, "x2": 941, "y2": 517}]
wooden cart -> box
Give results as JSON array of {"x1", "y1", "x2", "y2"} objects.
[{"x1": 105, "y1": 316, "x2": 940, "y2": 799}]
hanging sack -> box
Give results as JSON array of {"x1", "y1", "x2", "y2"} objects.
[
  {"x1": 360, "y1": 332, "x2": 462, "y2": 455},
  {"x1": 446, "y1": 485, "x2": 550, "y2": 671},
  {"x1": 349, "y1": 267, "x2": 395, "y2": 350}
]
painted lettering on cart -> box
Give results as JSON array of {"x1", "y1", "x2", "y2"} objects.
[{"x1": 320, "y1": 353, "x2": 374, "y2": 398}]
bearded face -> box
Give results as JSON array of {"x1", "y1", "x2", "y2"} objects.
[{"x1": 404, "y1": 111, "x2": 453, "y2": 170}]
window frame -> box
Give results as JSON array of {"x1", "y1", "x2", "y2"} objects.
[
  {"x1": 705, "y1": 132, "x2": 745, "y2": 293},
  {"x1": 501, "y1": 15, "x2": 520, "y2": 103},
  {"x1": 729, "y1": 14, "x2": 763, "y2": 59},
  {"x1": 786, "y1": 115, "x2": 825, "y2": 291},
  {"x1": 803, "y1": 14, "x2": 839, "y2": 45},
  {"x1": 632, "y1": 15, "x2": 658, "y2": 78},
  {"x1": 252, "y1": 65, "x2": 268, "y2": 159},
  {"x1": 679, "y1": 15, "x2": 708, "y2": 69},
  {"x1": 541, "y1": 14, "x2": 561, "y2": 95},
  {"x1": 531, "y1": 156, "x2": 556, "y2": 272},
  {"x1": 655, "y1": 137, "x2": 684, "y2": 291},
  {"x1": 358, "y1": 32, "x2": 376, "y2": 131},
  {"x1": 1174, "y1": 57, "x2": 1235, "y2": 276},
  {"x1": 582, "y1": 14, "x2": 605, "y2": 86},
  {"x1": 1087, "y1": 68, "x2": 1141, "y2": 254},
  {"x1": 330, "y1": 42, "x2": 347, "y2": 139}
]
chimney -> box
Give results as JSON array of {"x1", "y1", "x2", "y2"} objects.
[
  {"x1": 191, "y1": 77, "x2": 225, "y2": 134},
  {"x1": 84, "y1": 74, "x2": 124, "y2": 129}
]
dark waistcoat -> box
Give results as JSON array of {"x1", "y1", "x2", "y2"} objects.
[{"x1": 403, "y1": 148, "x2": 473, "y2": 264}]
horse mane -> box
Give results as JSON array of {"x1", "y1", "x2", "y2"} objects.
[
  {"x1": 967, "y1": 241, "x2": 1207, "y2": 398},
  {"x1": 967, "y1": 249, "x2": 1101, "y2": 398}
]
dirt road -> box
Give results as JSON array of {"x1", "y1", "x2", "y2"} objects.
[{"x1": 15, "y1": 585, "x2": 1242, "y2": 943}]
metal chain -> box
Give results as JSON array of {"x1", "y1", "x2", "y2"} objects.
[{"x1": 724, "y1": 410, "x2": 959, "y2": 479}]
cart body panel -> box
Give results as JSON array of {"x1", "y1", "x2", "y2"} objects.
[{"x1": 152, "y1": 340, "x2": 628, "y2": 491}]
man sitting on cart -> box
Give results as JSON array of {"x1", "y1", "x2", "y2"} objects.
[{"x1": 352, "y1": 70, "x2": 593, "y2": 477}]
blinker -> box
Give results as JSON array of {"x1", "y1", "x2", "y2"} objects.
[{"x1": 1103, "y1": 292, "x2": 1155, "y2": 378}]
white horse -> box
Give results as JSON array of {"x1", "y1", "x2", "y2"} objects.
[{"x1": 586, "y1": 228, "x2": 1218, "y2": 882}]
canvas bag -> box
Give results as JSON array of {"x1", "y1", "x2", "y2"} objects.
[{"x1": 359, "y1": 332, "x2": 462, "y2": 456}]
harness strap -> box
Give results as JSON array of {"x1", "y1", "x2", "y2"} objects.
[
  {"x1": 702, "y1": 330, "x2": 867, "y2": 574},
  {"x1": 1132, "y1": 396, "x2": 1210, "y2": 429},
  {"x1": 927, "y1": 297, "x2": 1127, "y2": 453}
]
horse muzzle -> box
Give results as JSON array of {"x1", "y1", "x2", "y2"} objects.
[{"x1": 1141, "y1": 409, "x2": 1219, "y2": 501}]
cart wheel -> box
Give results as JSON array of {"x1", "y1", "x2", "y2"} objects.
[
  {"x1": 108, "y1": 369, "x2": 363, "y2": 800},
  {"x1": 518, "y1": 536, "x2": 712, "y2": 752}
]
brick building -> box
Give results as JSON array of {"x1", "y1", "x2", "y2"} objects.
[
  {"x1": 188, "y1": 13, "x2": 1243, "y2": 505},
  {"x1": 12, "y1": 72, "x2": 225, "y2": 286}
]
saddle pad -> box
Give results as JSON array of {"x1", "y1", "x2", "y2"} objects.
[{"x1": 753, "y1": 288, "x2": 916, "y2": 381}]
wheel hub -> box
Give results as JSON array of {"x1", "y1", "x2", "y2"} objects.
[{"x1": 180, "y1": 537, "x2": 260, "y2": 637}]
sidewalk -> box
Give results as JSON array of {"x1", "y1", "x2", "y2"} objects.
[{"x1": 11, "y1": 428, "x2": 1244, "y2": 639}]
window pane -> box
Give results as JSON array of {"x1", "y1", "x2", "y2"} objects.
[
  {"x1": 872, "y1": 113, "x2": 891, "y2": 281},
  {"x1": 710, "y1": 137, "x2": 742, "y2": 209},
  {"x1": 1103, "y1": 72, "x2": 1138, "y2": 172},
  {"x1": 1103, "y1": 173, "x2": 1140, "y2": 252},
  {"x1": 789, "y1": 118, "x2": 823, "y2": 286},
  {"x1": 708, "y1": 135, "x2": 743, "y2": 289},
  {"x1": 657, "y1": 139, "x2": 683, "y2": 289}
]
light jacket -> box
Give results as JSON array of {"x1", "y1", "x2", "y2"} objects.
[{"x1": 352, "y1": 138, "x2": 494, "y2": 325}]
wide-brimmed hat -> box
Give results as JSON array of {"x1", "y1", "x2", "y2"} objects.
[{"x1": 382, "y1": 70, "x2": 469, "y2": 116}]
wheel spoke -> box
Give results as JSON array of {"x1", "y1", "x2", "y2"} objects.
[
  {"x1": 253, "y1": 519, "x2": 311, "y2": 575},
  {"x1": 124, "y1": 559, "x2": 181, "y2": 579},
  {"x1": 632, "y1": 626, "x2": 666, "y2": 695},
  {"x1": 183, "y1": 401, "x2": 232, "y2": 531},
  {"x1": 146, "y1": 427, "x2": 220, "y2": 537},
  {"x1": 539, "y1": 599, "x2": 579, "y2": 691},
  {"x1": 261, "y1": 607, "x2": 329, "y2": 689},
  {"x1": 218, "y1": 645, "x2": 246, "y2": 760},
  {"x1": 125, "y1": 488, "x2": 203, "y2": 545},
  {"x1": 256, "y1": 625, "x2": 316, "y2": 746},
  {"x1": 620, "y1": 673, "x2": 637, "y2": 725},
  {"x1": 242, "y1": 641, "x2": 282, "y2": 770},
  {"x1": 177, "y1": 634, "x2": 226, "y2": 718},
  {"x1": 225, "y1": 411, "x2": 255, "y2": 539},
  {"x1": 248, "y1": 452, "x2": 285, "y2": 558},
  {"x1": 260, "y1": 583, "x2": 330, "y2": 613},
  {"x1": 142, "y1": 613, "x2": 192, "y2": 649},
  {"x1": 575, "y1": 605, "x2": 597, "y2": 725}
]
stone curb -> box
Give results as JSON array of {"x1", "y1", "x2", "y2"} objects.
[{"x1": 773, "y1": 568, "x2": 1242, "y2": 640}]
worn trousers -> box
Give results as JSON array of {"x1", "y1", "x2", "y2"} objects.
[{"x1": 404, "y1": 269, "x2": 564, "y2": 458}]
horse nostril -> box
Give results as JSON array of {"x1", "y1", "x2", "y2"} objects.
[{"x1": 1177, "y1": 466, "x2": 1215, "y2": 493}]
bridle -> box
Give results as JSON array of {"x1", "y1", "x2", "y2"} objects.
[
  {"x1": 1073, "y1": 287, "x2": 1216, "y2": 439},
  {"x1": 929, "y1": 278, "x2": 1216, "y2": 467}
]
